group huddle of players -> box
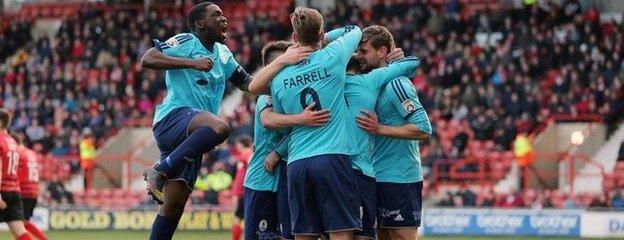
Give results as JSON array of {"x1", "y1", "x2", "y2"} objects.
[
  {"x1": 141, "y1": 2, "x2": 430, "y2": 240},
  {"x1": 0, "y1": 110, "x2": 46, "y2": 240}
]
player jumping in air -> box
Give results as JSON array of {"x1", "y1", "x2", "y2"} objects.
[
  {"x1": 0, "y1": 110, "x2": 32, "y2": 240},
  {"x1": 248, "y1": 7, "x2": 363, "y2": 240},
  {"x1": 355, "y1": 26, "x2": 432, "y2": 240},
  {"x1": 139, "y1": 2, "x2": 310, "y2": 240}
]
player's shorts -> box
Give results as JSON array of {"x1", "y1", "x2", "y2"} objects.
[
  {"x1": 0, "y1": 191, "x2": 25, "y2": 222},
  {"x1": 153, "y1": 107, "x2": 203, "y2": 190},
  {"x1": 22, "y1": 197, "x2": 37, "y2": 220},
  {"x1": 243, "y1": 187, "x2": 280, "y2": 240},
  {"x1": 376, "y1": 181, "x2": 423, "y2": 228},
  {"x1": 235, "y1": 195, "x2": 244, "y2": 219},
  {"x1": 277, "y1": 161, "x2": 293, "y2": 240},
  {"x1": 353, "y1": 169, "x2": 377, "y2": 239},
  {"x1": 287, "y1": 154, "x2": 361, "y2": 235}
]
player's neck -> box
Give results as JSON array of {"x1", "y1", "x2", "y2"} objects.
[
  {"x1": 195, "y1": 32, "x2": 216, "y2": 50},
  {"x1": 379, "y1": 61, "x2": 387, "y2": 68},
  {"x1": 298, "y1": 41, "x2": 321, "y2": 50}
]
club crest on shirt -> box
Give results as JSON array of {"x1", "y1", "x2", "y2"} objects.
[
  {"x1": 165, "y1": 37, "x2": 179, "y2": 47},
  {"x1": 259, "y1": 219, "x2": 268, "y2": 231},
  {"x1": 219, "y1": 46, "x2": 229, "y2": 64},
  {"x1": 266, "y1": 96, "x2": 273, "y2": 106},
  {"x1": 402, "y1": 99, "x2": 416, "y2": 113}
]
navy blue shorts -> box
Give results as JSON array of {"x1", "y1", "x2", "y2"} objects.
[
  {"x1": 277, "y1": 161, "x2": 294, "y2": 239},
  {"x1": 153, "y1": 107, "x2": 202, "y2": 190},
  {"x1": 287, "y1": 154, "x2": 361, "y2": 235},
  {"x1": 244, "y1": 187, "x2": 280, "y2": 240},
  {"x1": 376, "y1": 181, "x2": 423, "y2": 228},
  {"x1": 353, "y1": 169, "x2": 377, "y2": 239}
]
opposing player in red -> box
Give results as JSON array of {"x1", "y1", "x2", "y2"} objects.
[
  {"x1": 0, "y1": 110, "x2": 32, "y2": 240},
  {"x1": 15, "y1": 133, "x2": 47, "y2": 240}
]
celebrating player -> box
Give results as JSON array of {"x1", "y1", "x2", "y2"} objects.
[
  {"x1": 0, "y1": 110, "x2": 31, "y2": 240},
  {"x1": 139, "y1": 2, "x2": 310, "y2": 239},
  {"x1": 248, "y1": 7, "x2": 363, "y2": 240},
  {"x1": 355, "y1": 26, "x2": 432, "y2": 240},
  {"x1": 344, "y1": 50, "x2": 420, "y2": 239},
  {"x1": 15, "y1": 134, "x2": 46, "y2": 240}
]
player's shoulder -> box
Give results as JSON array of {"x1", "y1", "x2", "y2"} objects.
[
  {"x1": 382, "y1": 76, "x2": 414, "y2": 100},
  {"x1": 162, "y1": 33, "x2": 196, "y2": 47},
  {"x1": 214, "y1": 42, "x2": 234, "y2": 64}
]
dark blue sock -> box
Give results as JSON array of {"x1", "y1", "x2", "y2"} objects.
[
  {"x1": 150, "y1": 215, "x2": 178, "y2": 240},
  {"x1": 155, "y1": 127, "x2": 222, "y2": 175}
]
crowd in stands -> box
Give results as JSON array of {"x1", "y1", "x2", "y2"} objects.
[
  {"x1": 1, "y1": 0, "x2": 624, "y2": 208},
  {"x1": 436, "y1": 185, "x2": 624, "y2": 210}
]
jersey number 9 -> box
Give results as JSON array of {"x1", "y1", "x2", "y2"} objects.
[{"x1": 299, "y1": 87, "x2": 322, "y2": 111}]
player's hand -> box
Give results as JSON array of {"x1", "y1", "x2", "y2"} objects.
[
  {"x1": 0, "y1": 199, "x2": 6, "y2": 210},
  {"x1": 264, "y1": 151, "x2": 281, "y2": 174},
  {"x1": 356, "y1": 110, "x2": 380, "y2": 134},
  {"x1": 297, "y1": 102, "x2": 330, "y2": 126},
  {"x1": 275, "y1": 45, "x2": 315, "y2": 65},
  {"x1": 191, "y1": 57, "x2": 213, "y2": 71},
  {"x1": 385, "y1": 48, "x2": 404, "y2": 63}
]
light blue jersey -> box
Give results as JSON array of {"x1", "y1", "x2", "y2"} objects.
[
  {"x1": 270, "y1": 26, "x2": 362, "y2": 163},
  {"x1": 345, "y1": 56, "x2": 420, "y2": 177},
  {"x1": 243, "y1": 95, "x2": 287, "y2": 192},
  {"x1": 152, "y1": 33, "x2": 246, "y2": 125},
  {"x1": 373, "y1": 77, "x2": 432, "y2": 183}
]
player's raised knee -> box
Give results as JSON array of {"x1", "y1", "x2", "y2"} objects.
[{"x1": 211, "y1": 120, "x2": 231, "y2": 142}]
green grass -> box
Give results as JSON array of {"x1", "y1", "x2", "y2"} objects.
[{"x1": 0, "y1": 230, "x2": 590, "y2": 239}]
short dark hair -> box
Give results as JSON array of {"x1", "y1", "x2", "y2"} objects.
[
  {"x1": 9, "y1": 132, "x2": 23, "y2": 145},
  {"x1": 346, "y1": 54, "x2": 361, "y2": 74},
  {"x1": 0, "y1": 109, "x2": 11, "y2": 129},
  {"x1": 188, "y1": 2, "x2": 215, "y2": 31},
  {"x1": 261, "y1": 41, "x2": 292, "y2": 65},
  {"x1": 236, "y1": 135, "x2": 252, "y2": 148},
  {"x1": 362, "y1": 25, "x2": 395, "y2": 52}
]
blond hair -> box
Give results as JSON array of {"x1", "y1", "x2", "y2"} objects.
[
  {"x1": 362, "y1": 25, "x2": 395, "y2": 53},
  {"x1": 290, "y1": 7, "x2": 323, "y2": 46}
]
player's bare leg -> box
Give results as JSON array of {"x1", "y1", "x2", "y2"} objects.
[
  {"x1": 160, "y1": 181, "x2": 192, "y2": 222},
  {"x1": 389, "y1": 228, "x2": 418, "y2": 240},
  {"x1": 8, "y1": 220, "x2": 29, "y2": 239},
  {"x1": 294, "y1": 235, "x2": 316, "y2": 240},
  {"x1": 376, "y1": 228, "x2": 392, "y2": 240},
  {"x1": 148, "y1": 181, "x2": 191, "y2": 240},
  {"x1": 329, "y1": 230, "x2": 355, "y2": 240},
  {"x1": 144, "y1": 111, "x2": 230, "y2": 204}
]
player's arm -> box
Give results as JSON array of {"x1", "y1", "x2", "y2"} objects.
[
  {"x1": 364, "y1": 55, "x2": 420, "y2": 91},
  {"x1": 260, "y1": 102, "x2": 329, "y2": 129},
  {"x1": 325, "y1": 25, "x2": 362, "y2": 66},
  {"x1": 247, "y1": 45, "x2": 315, "y2": 94},
  {"x1": 141, "y1": 48, "x2": 212, "y2": 71},
  {"x1": 141, "y1": 36, "x2": 212, "y2": 71},
  {"x1": 0, "y1": 149, "x2": 5, "y2": 209},
  {"x1": 357, "y1": 79, "x2": 432, "y2": 140},
  {"x1": 264, "y1": 133, "x2": 290, "y2": 174}
]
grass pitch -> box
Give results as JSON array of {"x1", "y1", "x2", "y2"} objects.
[{"x1": 0, "y1": 230, "x2": 589, "y2": 239}]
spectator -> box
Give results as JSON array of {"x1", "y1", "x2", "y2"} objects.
[
  {"x1": 46, "y1": 176, "x2": 73, "y2": 205},
  {"x1": 589, "y1": 194, "x2": 609, "y2": 209},
  {"x1": 79, "y1": 128, "x2": 96, "y2": 189},
  {"x1": 205, "y1": 162, "x2": 233, "y2": 205}
]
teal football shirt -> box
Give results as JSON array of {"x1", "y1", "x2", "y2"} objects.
[
  {"x1": 372, "y1": 77, "x2": 432, "y2": 183},
  {"x1": 152, "y1": 33, "x2": 245, "y2": 125},
  {"x1": 345, "y1": 56, "x2": 420, "y2": 177},
  {"x1": 270, "y1": 26, "x2": 362, "y2": 163},
  {"x1": 243, "y1": 95, "x2": 287, "y2": 192}
]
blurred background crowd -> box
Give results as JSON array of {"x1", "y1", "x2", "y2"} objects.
[{"x1": 1, "y1": 0, "x2": 623, "y2": 210}]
